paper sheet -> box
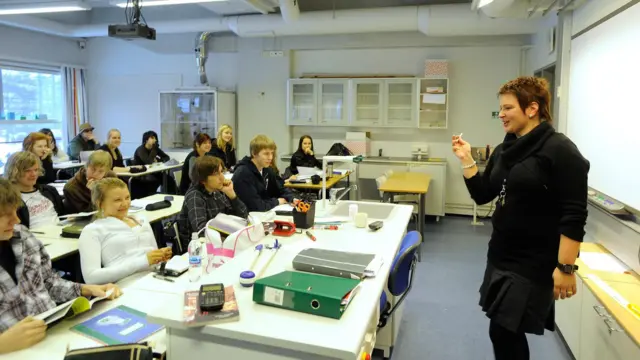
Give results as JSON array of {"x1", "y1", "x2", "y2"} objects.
[
  {"x1": 273, "y1": 204, "x2": 294, "y2": 212},
  {"x1": 422, "y1": 93, "x2": 446, "y2": 104},
  {"x1": 580, "y1": 252, "x2": 629, "y2": 273},
  {"x1": 297, "y1": 166, "x2": 323, "y2": 176}
]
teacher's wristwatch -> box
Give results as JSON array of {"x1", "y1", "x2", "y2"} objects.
[{"x1": 557, "y1": 262, "x2": 579, "y2": 274}]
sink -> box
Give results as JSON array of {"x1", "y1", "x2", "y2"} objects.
[{"x1": 328, "y1": 201, "x2": 395, "y2": 220}]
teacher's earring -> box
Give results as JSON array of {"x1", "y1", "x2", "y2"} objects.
[{"x1": 528, "y1": 114, "x2": 533, "y2": 118}]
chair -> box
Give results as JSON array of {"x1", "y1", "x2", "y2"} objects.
[
  {"x1": 378, "y1": 230, "x2": 422, "y2": 330},
  {"x1": 375, "y1": 175, "x2": 387, "y2": 201},
  {"x1": 377, "y1": 172, "x2": 418, "y2": 222}
]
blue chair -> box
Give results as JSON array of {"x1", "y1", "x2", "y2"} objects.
[{"x1": 378, "y1": 230, "x2": 422, "y2": 330}]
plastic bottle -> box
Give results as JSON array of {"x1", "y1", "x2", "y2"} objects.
[
  {"x1": 188, "y1": 232, "x2": 202, "y2": 282},
  {"x1": 349, "y1": 204, "x2": 358, "y2": 222}
]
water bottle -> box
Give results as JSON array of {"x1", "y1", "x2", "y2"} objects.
[{"x1": 188, "y1": 232, "x2": 202, "y2": 282}]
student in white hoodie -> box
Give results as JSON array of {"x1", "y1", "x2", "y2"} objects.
[{"x1": 78, "y1": 178, "x2": 172, "y2": 284}]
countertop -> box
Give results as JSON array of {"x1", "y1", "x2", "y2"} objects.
[{"x1": 280, "y1": 154, "x2": 447, "y2": 165}]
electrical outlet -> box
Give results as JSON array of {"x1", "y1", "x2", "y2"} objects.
[{"x1": 268, "y1": 51, "x2": 284, "y2": 57}]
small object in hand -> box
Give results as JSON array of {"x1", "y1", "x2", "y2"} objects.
[{"x1": 368, "y1": 221, "x2": 383, "y2": 231}]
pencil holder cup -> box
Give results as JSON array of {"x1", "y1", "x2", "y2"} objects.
[{"x1": 292, "y1": 201, "x2": 316, "y2": 229}]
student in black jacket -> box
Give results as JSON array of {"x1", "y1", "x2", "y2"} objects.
[
  {"x1": 452, "y1": 77, "x2": 589, "y2": 360},
  {"x1": 289, "y1": 135, "x2": 322, "y2": 175},
  {"x1": 179, "y1": 133, "x2": 212, "y2": 194},
  {"x1": 232, "y1": 135, "x2": 295, "y2": 212},
  {"x1": 22, "y1": 132, "x2": 56, "y2": 184},
  {"x1": 134, "y1": 131, "x2": 170, "y2": 165},
  {"x1": 208, "y1": 125, "x2": 237, "y2": 171},
  {"x1": 4, "y1": 151, "x2": 65, "y2": 228}
]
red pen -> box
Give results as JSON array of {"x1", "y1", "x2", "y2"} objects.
[{"x1": 305, "y1": 230, "x2": 316, "y2": 241}]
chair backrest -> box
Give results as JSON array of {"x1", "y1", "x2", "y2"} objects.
[
  {"x1": 384, "y1": 169, "x2": 394, "y2": 178},
  {"x1": 388, "y1": 231, "x2": 421, "y2": 296},
  {"x1": 375, "y1": 175, "x2": 387, "y2": 199},
  {"x1": 79, "y1": 151, "x2": 95, "y2": 163}
]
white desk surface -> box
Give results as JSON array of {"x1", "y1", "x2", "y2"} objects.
[
  {"x1": 116, "y1": 162, "x2": 182, "y2": 178},
  {"x1": 145, "y1": 202, "x2": 413, "y2": 359},
  {"x1": 53, "y1": 161, "x2": 84, "y2": 170},
  {"x1": 4, "y1": 273, "x2": 168, "y2": 360}
]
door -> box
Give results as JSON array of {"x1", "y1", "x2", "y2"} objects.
[
  {"x1": 318, "y1": 79, "x2": 349, "y2": 126},
  {"x1": 351, "y1": 80, "x2": 384, "y2": 127},
  {"x1": 384, "y1": 79, "x2": 417, "y2": 127},
  {"x1": 287, "y1": 79, "x2": 317, "y2": 125}
]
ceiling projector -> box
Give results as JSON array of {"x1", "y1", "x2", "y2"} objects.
[{"x1": 108, "y1": 23, "x2": 156, "y2": 40}]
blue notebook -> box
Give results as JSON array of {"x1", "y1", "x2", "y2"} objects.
[{"x1": 71, "y1": 305, "x2": 164, "y2": 345}]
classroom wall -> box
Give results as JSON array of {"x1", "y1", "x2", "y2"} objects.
[
  {"x1": 525, "y1": 11, "x2": 558, "y2": 74},
  {"x1": 85, "y1": 31, "x2": 529, "y2": 212},
  {"x1": 0, "y1": 25, "x2": 87, "y2": 66},
  {"x1": 571, "y1": 0, "x2": 637, "y2": 35}
]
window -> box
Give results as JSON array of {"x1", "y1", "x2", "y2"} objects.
[{"x1": 0, "y1": 65, "x2": 64, "y2": 173}]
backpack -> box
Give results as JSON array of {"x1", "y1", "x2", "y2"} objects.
[{"x1": 326, "y1": 143, "x2": 353, "y2": 156}]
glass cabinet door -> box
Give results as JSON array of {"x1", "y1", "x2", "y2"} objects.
[
  {"x1": 318, "y1": 80, "x2": 348, "y2": 126},
  {"x1": 287, "y1": 80, "x2": 317, "y2": 125},
  {"x1": 351, "y1": 80, "x2": 383, "y2": 126},
  {"x1": 385, "y1": 80, "x2": 416, "y2": 127}
]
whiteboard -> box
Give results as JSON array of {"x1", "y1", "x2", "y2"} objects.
[{"x1": 566, "y1": 2, "x2": 640, "y2": 210}]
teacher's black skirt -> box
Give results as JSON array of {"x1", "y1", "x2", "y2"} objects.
[{"x1": 479, "y1": 262, "x2": 555, "y2": 335}]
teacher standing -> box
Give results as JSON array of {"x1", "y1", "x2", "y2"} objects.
[{"x1": 452, "y1": 76, "x2": 589, "y2": 360}]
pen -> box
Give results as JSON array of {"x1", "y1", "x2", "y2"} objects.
[
  {"x1": 153, "y1": 274, "x2": 174, "y2": 283},
  {"x1": 31, "y1": 231, "x2": 45, "y2": 234},
  {"x1": 305, "y1": 230, "x2": 316, "y2": 241}
]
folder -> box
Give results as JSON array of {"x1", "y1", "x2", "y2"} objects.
[
  {"x1": 253, "y1": 271, "x2": 361, "y2": 319},
  {"x1": 292, "y1": 248, "x2": 378, "y2": 279}
]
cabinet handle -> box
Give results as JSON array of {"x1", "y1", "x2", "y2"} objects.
[
  {"x1": 592, "y1": 305, "x2": 610, "y2": 318},
  {"x1": 603, "y1": 318, "x2": 623, "y2": 334}
]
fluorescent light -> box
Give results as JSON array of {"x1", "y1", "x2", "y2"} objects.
[
  {"x1": 478, "y1": 0, "x2": 496, "y2": 7},
  {"x1": 112, "y1": 0, "x2": 227, "y2": 8},
  {"x1": 0, "y1": 2, "x2": 91, "y2": 15}
]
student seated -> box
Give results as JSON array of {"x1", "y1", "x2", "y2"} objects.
[
  {"x1": 68, "y1": 123, "x2": 100, "y2": 161},
  {"x1": 233, "y1": 135, "x2": 295, "y2": 212},
  {"x1": 179, "y1": 133, "x2": 212, "y2": 194},
  {"x1": 0, "y1": 178, "x2": 121, "y2": 354},
  {"x1": 98, "y1": 129, "x2": 138, "y2": 174},
  {"x1": 208, "y1": 124, "x2": 237, "y2": 172},
  {"x1": 64, "y1": 150, "x2": 116, "y2": 214},
  {"x1": 22, "y1": 132, "x2": 56, "y2": 185},
  {"x1": 39, "y1": 128, "x2": 69, "y2": 163},
  {"x1": 134, "y1": 131, "x2": 170, "y2": 165},
  {"x1": 290, "y1": 135, "x2": 322, "y2": 175},
  {"x1": 178, "y1": 156, "x2": 248, "y2": 243},
  {"x1": 79, "y1": 178, "x2": 172, "y2": 284},
  {"x1": 5, "y1": 152, "x2": 65, "y2": 229}
]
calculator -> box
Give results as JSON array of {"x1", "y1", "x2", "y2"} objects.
[{"x1": 199, "y1": 283, "x2": 225, "y2": 312}]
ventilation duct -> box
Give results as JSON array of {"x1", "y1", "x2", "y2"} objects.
[
  {"x1": 278, "y1": 0, "x2": 299, "y2": 22},
  {"x1": 479, "y1": 0, "x2": 558, "y2": 19},
  {"x1": 195, "y1": 32, "x2": 211, "y2": 85},
  {"x1": 0, "y1": 4, "x2": 542, "y2": 39}
]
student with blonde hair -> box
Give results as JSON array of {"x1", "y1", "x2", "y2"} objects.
[
  {"x1": 4, "y1": 152, "x2": 65, "y2": 228},
  {"x1": 98, "y1": 129, "x2": 138, "y2": 174},
  {"x1": 79, "y1": 178, "x2": 172, "y2": 284},
  {"x1": 63, "y1": 150, "x2": 116, "y2": 214},
  {"x1": 22, "y1": 132, "x2": 55, "y2": 185},
  {"x1": 208, "y1": 124, "x2": 237, "y2": 171},
  {"x1": 232, "y1": 134, "x2": 295, "y2": 212},
  {"x1": 0, "y1": 178, "x2": 121, "y2": 354}
]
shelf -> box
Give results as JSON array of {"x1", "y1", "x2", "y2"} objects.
[
  {"x1": 420, "y1": 109, "x2": 446, "y2": 112},
  {"x1": 421, "y1": 92, "x2": 447, "y2": 95},
  {"x1": 388, "y1": 106, "x2": 412, "y2": 110},
  {"x1": 161, "y1": 121, "x2": 215, "y2": 124},
  {"x1": 0, "y1": 119, "x2": 60, "y2": 124}
]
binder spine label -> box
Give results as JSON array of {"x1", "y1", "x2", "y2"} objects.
[{"x1": 263, "y1": 287, "x2": 284, "y2": 306}]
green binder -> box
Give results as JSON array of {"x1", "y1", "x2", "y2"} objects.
[{"x1": 253, "y1": 271, "x2": 361, "y2": 319}]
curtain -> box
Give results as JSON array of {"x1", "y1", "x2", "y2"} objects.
[{"x1": 63, "y1": 67, "x2": 88, "y2": 143}]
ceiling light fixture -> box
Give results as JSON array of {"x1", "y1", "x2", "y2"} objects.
[
  {"x1": 111, "y1": 0, "x2": 227, "y2": 8},
  {"x1": 0, "y1": 1, "x2": 91, "y2": 15}
]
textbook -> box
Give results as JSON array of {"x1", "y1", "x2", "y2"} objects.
[
  {"x1": 35, "y1": 289, "x2": 114, "y2": 325},
  {"x1": 71, "y1": 305, "x2": 164, "y2": 345},
  {"x1": 207, "y1": 213, "x2": 248, "y2": 235},
  {"x1": 182, "y1": 285, "x2": 240, "y2": 327}
]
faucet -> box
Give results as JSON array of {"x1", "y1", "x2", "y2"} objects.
[{"x1": 329, "y1": 185, "x2": 358, "y2": 205}]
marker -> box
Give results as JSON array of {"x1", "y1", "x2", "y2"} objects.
[
  {"x1": 31, "y1": 231, "x2": 45, "y2": 234},
  {"x1": 305, "y1": 230, "x2": 316, "y2": 241}
]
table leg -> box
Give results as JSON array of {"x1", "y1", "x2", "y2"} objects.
[
  {"x1": 471, "y1": 201, "x2": 484, "y2": 226},
  {"x1": 418, "y1": 193, "x2": 425, "y2": 262},
  {"x1": 56, "y1": 169, "x2": 62, "y2": 180},
  {"x1": 162, "y1": 171, "x2": 168, "y2": 193},
  {"x1": 128, "y1": 176, "x2": 133, "y2": 194}
]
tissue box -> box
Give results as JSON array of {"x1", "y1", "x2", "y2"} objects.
[
  {"x1": 424, "y1": 60, "x2": 449, "y2": 78},
  {"x1": 345, "y1": 132, "x2": 370, "y2": 156}
]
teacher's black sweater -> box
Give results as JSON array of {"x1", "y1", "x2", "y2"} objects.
[{"x1": 464, "y1": 122, "x2": 589, "y2": 284}]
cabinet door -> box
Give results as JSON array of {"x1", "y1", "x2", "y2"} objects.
[
  {"x1": 384, "y1": 79, "x2": 417, "y2": 127},
  {"x1": 318, "y1": 80, "x2": 349, "y2": 126},
  {"x1": 351, "y1": 80, "x2": 384, "y2": 127},
  {"x1": 408, "y1": 164, "x2": 446, "y2": 216},
  {"x1": 580, "y1": 287, "x2": 640, "y2": 360},
  {"x1": 287, "y1": 80, "x2": 317, "y2": 125},
  {"x1": 555, "y1": 276, "x2": 583, "y2": 359}
]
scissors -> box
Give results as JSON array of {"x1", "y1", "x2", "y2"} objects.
[{"x1": 296, "y1": 201, "x2": 310, "y2": 213}]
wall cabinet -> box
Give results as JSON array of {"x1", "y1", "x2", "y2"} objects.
[{"x1": 286, "y1": 78, "x2": 445, "y2": 129}]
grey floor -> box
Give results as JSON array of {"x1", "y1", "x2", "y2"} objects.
[{"x1": 374, "y1": 215, "x2": 574, "y2": 360}]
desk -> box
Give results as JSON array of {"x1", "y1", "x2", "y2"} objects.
[
  {"x1": 116, "y1": 162, "x2": 182, "y2": 193},
  {"x1": 146, "y1": 202, "x2": 413, "y2": 360},
  {"x1": 133, "y1": 194, "x2": 184, "y2": 223},
  {"x1": 284, "y1": 172, "x2": 350, "y2": 190},
  {"x1": 53, "y1": 161, "x2": 84, "y2": 179},
  {"x1": 4, "y1": 275, "x2": 169, "y2": 360},
  {"x1": 379, "y1": 172, "x2": 430, "y2": 259}
]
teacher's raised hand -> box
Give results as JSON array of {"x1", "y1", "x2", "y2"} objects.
[{"x1": 451, "y1": 134, "x2": 472, "y2": 161}]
